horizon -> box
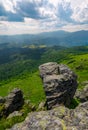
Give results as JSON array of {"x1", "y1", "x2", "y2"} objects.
[
  {"x1": 0, "y1": 0, "x2": 88, "y2": 35},
  {"x1": 0, "y1": 29, "x2": 88, "y2": 36}
]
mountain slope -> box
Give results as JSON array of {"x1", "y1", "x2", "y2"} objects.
[
  {"x1": 0, "y1": 46, "x2": 88, "y2": 103},
  {"x1": 0, "y1": 45, "x2": 88, "y2": 129},
  {"x1": 0, "y1": 30, "x2": 88, "y2": 46}
]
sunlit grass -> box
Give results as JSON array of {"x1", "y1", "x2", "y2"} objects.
[
  {"x1": 61, "y1": 53, "x2": 88, "y2": 89},
  {"x1": 0, "y1": 72, "x2": 46, "y2": 106}
]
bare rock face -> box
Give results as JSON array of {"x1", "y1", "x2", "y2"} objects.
[
  {"x1": 39, "y1": 62, "x2": 78, "y2": 109},
  {"x1": 10, "y1": 101, "x2": 88, "y2": 130},
  {"x1": 4, "y1": 88, "x2": 24, "y2": 116},
  {"x1": 75, "y1": 85, "x2": 88, "y2": 103},
  {"x1": 39, "y1": 62, "x2": 60, "y2": 79}
]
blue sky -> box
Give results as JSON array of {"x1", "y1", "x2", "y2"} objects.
[{"x1": 0, "y1": 0, "x2": 88, "y2": 35}]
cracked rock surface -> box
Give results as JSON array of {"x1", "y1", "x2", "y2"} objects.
[
  {"x1": 39, "y1": 62, "x2": 78, "y2": 109},
  {"x1": 10, "y1": 101, "x2": 88, "y2": 130}
]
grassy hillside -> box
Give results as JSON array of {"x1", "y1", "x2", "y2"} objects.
[
  {"x1": 0, "y1": 53, "x2": 88, "y2": 96},
  {"x1": 0, "y1": 72, "x2": 46, "y2": 105},
  {"x1": 0, "y1": 46, "x2": 88, "y2": 104},
  {"x1": 61, "y1": 53, "x2": 88, "y2": 89},
  {"x1": 0, "y1": 45, "x2": 88, "y2": 129}
]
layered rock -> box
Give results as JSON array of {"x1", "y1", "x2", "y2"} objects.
[
  {"x1": 10, "y1": 101, "x2": 88, "y2": 130},
  {"x1": 75, "y1": 85, "x2": 88, "y2": 102},
  {"x1": 39, "y1": 62, "x2": 59, "y2": 79},
  {"x1": 4, "y1": 88, "x2": 24, "y2": 116},
  {"x1": 39, "y1": 62, "x2": 78, "y2": 109}
]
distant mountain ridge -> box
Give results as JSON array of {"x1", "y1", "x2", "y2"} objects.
[{"x1": 0, "y1": 30, "x2": 88, "y2": 46}]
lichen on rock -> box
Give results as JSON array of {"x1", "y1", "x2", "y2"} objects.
[{"x1": 10, "y1": 101, "x2": 88, "y2": 130}]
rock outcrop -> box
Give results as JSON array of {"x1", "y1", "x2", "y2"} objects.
[
  {"x1": 4, "y1": 88, "x2": 24, "y2": 116},
  {"x1": 0, "y1": 88, "x2": 24, "y2": 117},
  {"x1": 75, "y1": 85, "x2": 88, "y2": 103},
  {"x1": 10, "y1": 101, "x2": 88, "y2": 130},
  {"x1": 3, "y1": 63, "x2": 88, "y2": 130},
  {"x1": 39, "y1": 62, "x2": 78, "y2": 109}
]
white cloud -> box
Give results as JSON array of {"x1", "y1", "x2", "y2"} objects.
[
  {"x1": 61, "y1": 24, "x2": 88, "y2": 32},
  {"x1": 1, "y1": 0, "x2": 16, "y2": 13},
  {"x1": 0, "y1": 0, "x2": 88, "y2": 35},
  {"x1": 71, "y1": 1, "x2": 88, "y2": 23},
  {"x1": 0, "y1": 18, "x2": 43, "y2": 35}
]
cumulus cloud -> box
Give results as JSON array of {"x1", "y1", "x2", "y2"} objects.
[
  {"x1": 71, "y1": 1, "x2": 88, "y2": 23},
  {"x1": 0, "y1": 0, "x2": 88, "y2": 35},
  {"x1": 0, "y1": 0, "x2": 24, "y2": 22}
]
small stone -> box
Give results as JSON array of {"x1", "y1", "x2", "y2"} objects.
[
  {"x1": 25, "y1": 100, "x2": 31, "y2": 105},
  {"x1": 7, "y1": 111, "x2": 23, "y2": 119},
  {"x1": 75, "y1": 85, "x2": 88, "y2": 103},
  {"x1": 38, "y1": 101, "x2": 46, "y2": 110}
]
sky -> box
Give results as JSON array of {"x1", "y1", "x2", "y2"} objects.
[{"x1": 0, "y1": 0, "x2": 88, "y2": 35}]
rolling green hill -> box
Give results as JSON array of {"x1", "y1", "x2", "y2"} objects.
[
  {"x1": 61, "y1": 53, "x2": 88, "y2": 89},
  {"x1": 0, "y1": 45, "x2": 88, "y2": 129},
  {"x1": 0, "y1": 45, "x2": 88, "y2": 105}
]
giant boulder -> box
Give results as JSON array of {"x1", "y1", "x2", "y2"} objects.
[{"x1": 39, "y1": 62, "x2": 78, "y2": 109}]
